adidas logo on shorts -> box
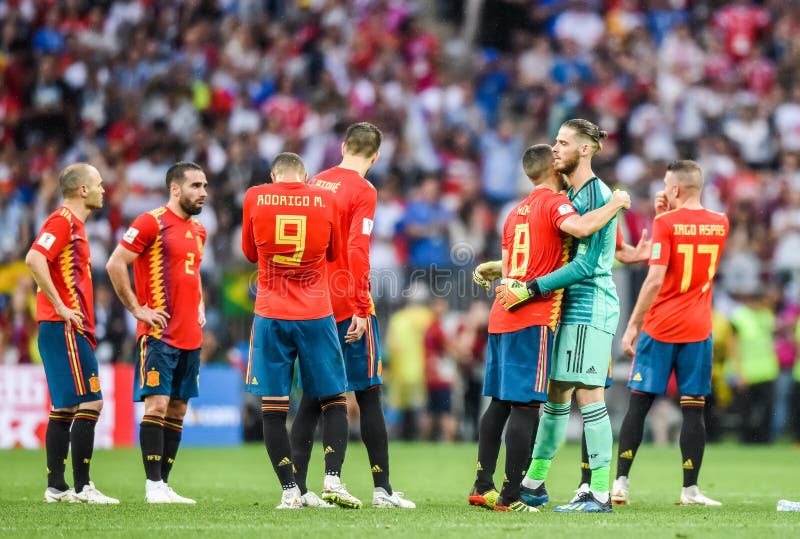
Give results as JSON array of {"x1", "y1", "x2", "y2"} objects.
[{"x1": 587, "y1": 366, "x2": 597, "y2": 374}]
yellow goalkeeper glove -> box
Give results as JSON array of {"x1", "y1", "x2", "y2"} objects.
[{"x1": 495, "y1": 278, "x2": 540, "y2": 310}]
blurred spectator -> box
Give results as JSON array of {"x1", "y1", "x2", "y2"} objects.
[
  {"x1": 479, "y1": 119, "x2": 523, "y2": 206},
  {"x1": 729, "y1": 289, "x2": 780, "y2": 444},
  {"x1": 385, "y1": 285, "x2": 433, "y2": 440},
  {"x1": 773, "y1": 300, "x2": 800, "y2": 439},
  {"x1": 0, "y1": 175, "x2": 31, "y2": 265},
  {"x1": 93, "y1": 281, "x2": 129, "y2": 364},
  {"x1": 421, "y1": 298, "x2": 457, "y2": 442},
  {"x1": 0, "y1": 276, "x2": 37, "y2": 364},
  {"x1": 401, "y1": 176, "x2": 452, "y2": 277},
  {"x1": 452, "y1": 299, "x2": 489, "y2": 441}
]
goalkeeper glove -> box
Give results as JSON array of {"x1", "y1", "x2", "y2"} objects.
[
  {"x1": 472, "y1": 261, "x2": 501, "y2": 290},
  {"x1": 495, "y1": 278, "x2": 541, "y2": 310}
]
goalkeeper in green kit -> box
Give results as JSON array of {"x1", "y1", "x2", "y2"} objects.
[{"x1": 489, "y1": 119, "x2": 626, "y2": 512}]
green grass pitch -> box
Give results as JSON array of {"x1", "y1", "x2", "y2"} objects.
[{"x1": 1, "y1": 442, "x2": 798, "y2": 538}]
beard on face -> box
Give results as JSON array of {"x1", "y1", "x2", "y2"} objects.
[
  {"x1": 180, "y1": 196, "x2": 203, "y2": 215},
  {"x1": 556, "y1": 152, "x2": 579, "y2": 176}
]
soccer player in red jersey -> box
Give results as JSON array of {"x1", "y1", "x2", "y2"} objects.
[
  {"x1": 289, "y1": 123, "x2": 415, "y2": 509},
  {"x1": 614, "y1": 160, "x2": 729, "y2": 506},
  {"x1": 26, "y1": 163, "x2": 118, "y2": 504},
  {"x1": 106, "y1": 162, "x2": 208, "y2": 504},
  {"x1": 241, "y1": 152, "x2": 354, "y2": 510},
  {"x1": 468, "y1": 145, "x2": 629, "y2": 512}
]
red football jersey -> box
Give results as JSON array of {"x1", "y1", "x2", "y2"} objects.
[
  {"x1": 30, "y1": 206, "x2": 96, "y2": 347},
  {"x1": 489, "y1": 188, "x2": 578, "y2": 334},
  {"x1": 643, "y1": 208, "x2": 729, "y2": 342},
  {"x1": 242, "y1": 181, "x2": 340, "y2": 320},
  {"x1": 310, "y1": 166, "x2": 377, "y2": 322},
  {"x1": 121, "y1": 206, "x2": 206, "y2": 349}
]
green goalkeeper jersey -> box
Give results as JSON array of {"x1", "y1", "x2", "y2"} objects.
[{"x1": 536, "y1": 176, "x2": 620, "y2": 333}]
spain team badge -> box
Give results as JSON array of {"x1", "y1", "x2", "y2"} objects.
[
  {"x1": 89, "y1": 376, "x2": 100, "y2": 393},
  {"x1": 146, "y1": 370, "x2": 160, "y2": 387}
]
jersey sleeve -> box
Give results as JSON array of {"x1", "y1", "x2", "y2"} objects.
[
  {"x1": 241, "y1": 190, "x2": 257, "y2": 263},
  {"x1": 347, "y1": 187, "x2": 376, "y2": 318},
  {"x1": 120, "y1": 213, "x2": 159, "y2": 254},
  {"x1": 549, "y1": 193, "x2": 578, "y2": 229},
  {"x1": 30, "y1": 215, "x2": 71, "y2": 261},
  {"x1": 649, "y1": 215, "x2": 672, "y2": 267}
]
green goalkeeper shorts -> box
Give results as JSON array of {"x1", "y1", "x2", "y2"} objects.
[{"x1": 550, "y1": 324, "x2": 613, "y2": 387}]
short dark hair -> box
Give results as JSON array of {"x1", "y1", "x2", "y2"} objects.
[
  {"x1": 343, "y1": 122, "x2": 382, "y2": 157},
  {"x1": 58, "y1": 163, "x2": 94, "y2": 197},
  {"x1": 165, "y1": 161, "x2": 204, "y2": 190},
  {"x1": 562, "y1": 118, "x2": 608, "y2": 155},
  {"x1": 522, "y1": 144, "x2": 554, "y2": 180},
  {"x1": 271, "y1": 152, "x2": 306, "y2": 177},
  {"x1": 667, "y1": 159, "x2": 704, "y2": 191}
]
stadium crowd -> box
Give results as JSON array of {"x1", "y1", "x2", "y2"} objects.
[{"x1": 1, "y1": 0, "x2": 800, "y2": 444}]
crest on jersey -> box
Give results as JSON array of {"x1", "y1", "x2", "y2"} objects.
[
  {"x1": 362, "y1": 218, "x2": 374, "y2": 235},
  {"x1": 557, "y1": 203, "x2": 573, "y2": 215},
  {"x1": 89, "y1": 376, "x2": 100, "y2": 393}
]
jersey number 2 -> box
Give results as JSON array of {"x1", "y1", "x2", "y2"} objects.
[
  {"x1": 274, "y1": 215, "x2": 307, "y2": 266},
  {"x1": 676, "y1": 243, "x2": 719, "y2": 293}
]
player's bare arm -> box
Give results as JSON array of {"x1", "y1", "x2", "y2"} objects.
[
  {"x1": 615, "y1": 229, "x2": 651, "y2": 264},
  {"x1": 198, "y1": 276, "x2": 206, "y2": 328},
  {"x1": 559, "y1": 189, "x2": 631, "y2": 238},
  {"x1": 25, "y1": 249, "x2": 84, "y2": 331},
  {"x1": 106, "y1": 244, "x2": 170, "y2": 330},
  {"x1": 621, "y1": 264, "x2": 667, "y2": 357}
]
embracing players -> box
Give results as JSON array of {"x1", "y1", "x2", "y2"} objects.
[{"x1": 469, "y1": 144, "x2": 629, "y2": 512}]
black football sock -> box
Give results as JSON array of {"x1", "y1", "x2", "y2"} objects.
[
  {"x1": 580, "y1": 432, "x2": 591, "y2": 485},
  {"x1": 46, "y1": 411, "x2": 74, "y2": 490},
  {"x1": 262, "y1": 399, "x2": 295, "y2": 490},
  {"x1": 355, "y1": 386, "x2": 391, "y2": 493},
  {"x1": 319, "y1": 395, "x2": 348, "y2": 479},
  {"x1": 140, "y1": 415, "x2": 165, "y2": 482},
  {"x1": 475, "y1": 398, "x2": 511, "y2": 491},
  {"x1": 290, "y1": 393, "x2": 322, "y2": 494},
  {"x1": 71, "y1": 409, "x2": 100, "y2": 492},
  {"x1": 616, "y1": 392, "x2": 655, "y2": 479},
  {"x1": 500, "y1": 402, "x2": 540, "y2": 503},
  {"x1": 161, "y1": 417, "x2": 183, "y2": 483},
  {"x1": 679, "y1": 396, "x2": 706, "y2": 487}
]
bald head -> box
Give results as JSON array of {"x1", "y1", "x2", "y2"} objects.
[
  {"x1": 666, "y1": 160, "x2": 704, "y2": 192},
  {"x1": 59, "y1": 163, "x2": 99, "y2": 198}
]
